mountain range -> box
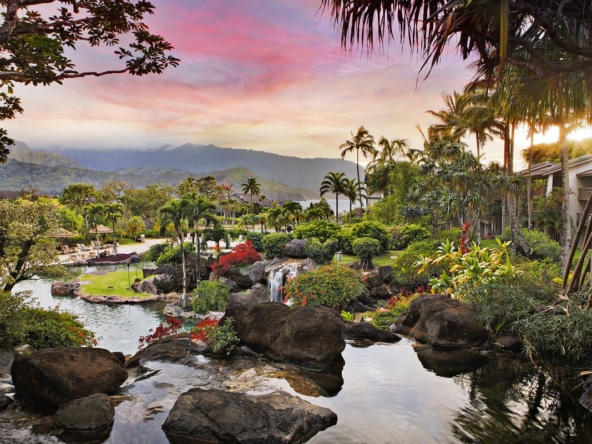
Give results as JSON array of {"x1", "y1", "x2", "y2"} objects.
[{"x1": 1, "y1": 142, "x2": 362, "y2": 199}]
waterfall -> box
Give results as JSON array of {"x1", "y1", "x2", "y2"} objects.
[{"x1": 267, "y1": 262, "x2": 299, "y2": 303}]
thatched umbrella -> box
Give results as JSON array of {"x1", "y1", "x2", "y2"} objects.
[
  {"x1": 49, "y1": 228, "x2": 76, "y2": 247},
  {"x1": 88, "y1": 224, "x2": 113, "y2": 235}
]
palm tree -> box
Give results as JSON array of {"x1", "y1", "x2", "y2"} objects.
[
  {"x1": 184, "y1": 193, "x2": 217, "y2": 280},
  {"x1": 158, "y1": 199, "x2": 190, "y2": 305},
  {"x1": 340, "y1": 126, "x2": 376, "y2": 209},
  {"x1": 83, "y1": 203, "x2": 104, "y2": 246},
  {"x1": 126, "y1": 216, "x2": 145, "y2": 240},
  {"x1": 103, "y1": 203, "x2": 124, "y2": 255},
  {"x1": 241, "y1": 178, "x2": 261, "y2": 212},
  {"x1": 375, "y1": 137, "x2": 408, "y2": 163},
  {"x1": 320, "y1": 172, "x2": 348, "y2": 224}
]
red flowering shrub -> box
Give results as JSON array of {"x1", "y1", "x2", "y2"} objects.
[
  {"x1": 190, "y1": 317, "x2": 239, "y2": 354},
  {"x1": 460, "y1": 221, "x2": 471, "y2": 255},
  {"x1": 138, "y1": 316, "x2": 182, "y2": 350},
  {"x1": 190, "y1": 318, "x2": 219, "y2": 342},
  {"x1": 211, "y1": 241, "x2": 261, "y2": 275}
]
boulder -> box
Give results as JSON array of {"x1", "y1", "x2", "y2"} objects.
[
  {"x1": 226, "y1": 260, "x2": 268, "y2": 289},
  {"x1": 0, "y1": 345, "x2": 35, "y2": 378},
  {"x1": 378, "y1": 265, "x2": 393, "y2": 284},
  {"x1": 414, "y1": 344, "x2": 490, "y2": 377},
  {"x1": 350, "y1": 300, "x2": 374, "y2": 313},
  {"x1": 370, "y1": 285, "x2": 391, "y2": 299},
  {"x1": 132, "y1": 279, "x2": 158, "y2": 295},
  {"x1": 392, "y1": 294, "x2": 488, "y2": 349},
  {"x1": 54, "y1": 394, "x2": 115, "y2": 431},
  {"x1": 344, "y1": 322, "x2": 401, "y2": 343},
  {"x1": 0, "y1": 394, "x2": 12, "y2": 411},
  {"x1": 152, "y1": 274, "x2": 176, "y2": 294},
  {"x1": 223, "y1": 302, "x2": 345, "y2": 371},
  {"x1": 129, "y1": 253, "x2": 141, "y2": 263},
  {"x1": 284, "y1": 239, "x2": 308, "y2": 258},
  {"x1": 126, "y1": 334, "x2": 207, "y2": 369},
  {"x1": 142, "y1": 266, "x2": 158, "y2": 278},
  {"x1": 230, "y1": 283, "x2": 269, "y2": 306},
  {"x1": 163, "y1": 304, "x2": 183, "y2": 318},
  {"x1": 50, "y1": 280, "x2": 79, "y2": 296},
  {"x1": 210, "y1": 276, "x2": 240, "y2": 293},
  {"x1": 581, "y1": 375, "x2": 592, "y2": 413},
  {"x1": 11, "y1": 347, "x2": 127, "y2": 414},
  {"x1": 162, "y1": 388, "x2": 337, "y2": 443},
  {"x1": 363, "y1": 271, "x2": 383, "y2": 288},
  {"x1": 493, "y1": 335, "x2": 522, "y2": 352}
]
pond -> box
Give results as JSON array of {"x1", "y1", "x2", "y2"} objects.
[{"x1": 6, "y1": 269, "x2": 592, "y2": 443}]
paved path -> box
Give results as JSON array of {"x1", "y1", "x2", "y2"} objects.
[{"x1": 58, "y1": 238, "x2": 167, "y2": 264}]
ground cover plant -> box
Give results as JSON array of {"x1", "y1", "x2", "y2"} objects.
[
  {"x1": 283, "y1": 264, "x2": 365, "y2": 308},
  {"x1": 192, "y1": 280, "x2": 231, "y2": 314},
  {"x1": 80, "y1": 271, "x2": 153, "y2": 298},
  {"x1": 0, "y1": 290, "x2": 96, "y2": 349},
  {"x1": 190, "y1": 317, "x2": 239, "y2": 354},
  {"x1": 371, "y1": 294, "x2": 415, "y2": 330}
]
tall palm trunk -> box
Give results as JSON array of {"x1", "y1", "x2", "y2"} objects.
[
  {"x1": 527, "y1": 131, "x2": 534, "y2": 229},
  {"x1": 335, "y1": 193, "x2": 339, "y2": 224},
  {"x1": 356, "y1": 148, "x2": 362, "y2": 209},
  {"x1": 559, "y1": 124, "x2": 572, "y2": 271},
  {"x1": 178, "y1": 234, "x2": 187, "y2": 306}
]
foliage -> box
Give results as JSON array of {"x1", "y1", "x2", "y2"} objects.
[
  {"x1": 371, "y1": 295, "x2": 413, "y2": 330},
  {"x1": 305, "y1": 237, "x2": 339, "y2": 265},
  {"x1": 211, "y1": 241, "x2": 261, "y2": 275},
  {"x1": 262, "y1": 232, "x2": 292, "y2": 259},
  {"x1": 391, "y1": 240, "x2": 440, "y2": 289},
  {"x1": 155, "y1": 243, "x2": 195, "y2": 266},
  {"x1": 389, "y1": 224, "x2": 431, "y2": 250},
  {"x1": 59, "y1": 184, "x2": 99, "y2": 210},
  {"x1": 352, "y1": 237, "x2": 382, "y2": 269},
  {"x1": 0, "y1": 291, "x2": 96, "y2": 349},
  {"x1": 293, "y1": 220, "x2": 342, "y2": 243},
  {"x1": 58, "y1": 206, "x2": 84, "y2": 232},
  {"x1": 145, "y1": 242, "x2": 169, "y2": 262},
  {"x1": 0, "y1": 198, "x2": 65, "y2": 292},
  {"x1": 192, "y1": 281, "x2": 231, "y2": 314},
  {"x1": 190, "y1": 317, "x2": 239, "y2": 354},
  {"x1": 335, "y1": 226, "x2": 354, "y2": 254},
  {"x1": 284, "y1": 264, "x2": 365, "y2": 308},
  {"x1": 500, "y1": 227, "x2": 561, "y2": 263},
  {"x1": 434, "y1": 228, "x2": 462, "y2": 243},
  {"x1": 202, "y1": 227, "x2": 230, "y2": 247},
  {"x1": 340, "y1": 310, "x2": 354, "y2": 322},
  {"x1": 228, "y1": 229, "x2": 249, "y2": 239},
  {"x1": 350, "y1": 221, "x2": 390, "y2": 252},
  {"x1": 245, "y1": 232, "x2": 265, "y2": 251},
  {"x1": 416, "y1": 239, "x2": 523, "y2": 298},
  {"x1": 138, "y1": 317, "x2": 182, "y2": 350}
]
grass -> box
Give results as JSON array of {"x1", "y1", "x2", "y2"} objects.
[
  {"x1": 335, "y1": 250, "x2": 403, "y2": 267},
  {"x1": 79, "y1": 271, "x2": 153, "y2": 298}
]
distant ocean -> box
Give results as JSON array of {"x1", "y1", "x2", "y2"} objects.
[{"x1": 297, "y1": 199, "x2": 361, "y2": 215}]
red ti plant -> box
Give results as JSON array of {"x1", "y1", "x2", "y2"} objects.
[
  {"x1": 138, "y1": 316, "x2": 183, "y2": 350},
  {"x1": 211, "y1": 241, "x2": 261, "y2": 276},
  {"x1": 460, "y1": 221, "x2": 471, "y2": 255}
]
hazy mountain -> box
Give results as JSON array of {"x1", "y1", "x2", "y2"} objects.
[
  {"x1": 10, "y1": 141, "x2": 80, "y2": 168},
  {"x1": 0, "y1": 160, "x2": 316, "y2": 200},
  {"x1": 40, "y1": 143, "x2": 361, "y2": 191}
]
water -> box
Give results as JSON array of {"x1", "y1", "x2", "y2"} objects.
[
  {"x1": 6, "y1": 269, "x2": 592, "y2": 443},
  {"x1": 267, "y1": 262, "x2": 299, "y2": 303}
]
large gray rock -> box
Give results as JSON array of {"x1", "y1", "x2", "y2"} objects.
[
  {"x1": 284, "y1": 239, "x2": 308, "y2": 258},
  {"x1": 11, "y1": 348, "x2": 127, "y2": 414},
  {"x1": 0, "y1": 394, "x2": 12, "y2": 411},
  {"x1": 210, "y1": 276, "x2": 240, "y2": 293},
  {"x1": 132, "y1": 278, "x2": 158, "y2": 295},
  {"x1": 230, "y1": 283, "x2": 269, "y2": 306},
  {"x1": 226, "y1": 260, "x2": 268, "y2": 289},
  {"x1": 392, "y1": 294, "x2": 488, "y2": 349},
  {"x1": 378, "y1": 265, "x2": 393, "y2": 284},
  {"x1": 152, "y1": 274, "x2": 176, "y2": 293},
  {"x1": 50, "y1": 280, "x2": 80, "y2": 296},
  {"x1": 0, "y1": 345, "x2": 35, "y2": 378},
  {"x1": 54, "y1": 394, "x2": 115, "y2": 431},
  {"x1": 223, "y1": 302, "x2": 345, "y2": 371},
  {"x1": 363, "y1": 270, "x2": 383, "y2": 288},
  {"x1": 162, "y1": 388, "x2": 337, "y2": 443},
  {"x1": 581, "y1": 375, "x2": 592, "y2": 413}
]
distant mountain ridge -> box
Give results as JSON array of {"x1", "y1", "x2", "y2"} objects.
[
  {"x1": 11, "y1": 141, "x2": 80, "y2": 168},
  {"x1": 39, "y1": 143, "x2": 361, "y2": 191},
  {"x1": 0, "y1": 160, "x2": 316, "y2": 200}
]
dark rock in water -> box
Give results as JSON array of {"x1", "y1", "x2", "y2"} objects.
[
  {"x1": 111, "y1": 352, "x2": 126, "y2": 366},
  {"x1": 392, "y1": 294, "x2": 488, "y2": 349},
  {"x1": 493, "y1": 335, "x2": 522, "y2": 352},
  {"x1": 378, "y1": 265, "x2": 393, "y2": 284},
  {"x1": 54, "y1": 393, "x2": 114, "y2": 431},
  {"x1": 224, "y1": 302, "x2": 345, "y2": 371},
  {"x1": 581, "y1": 375, "x2": 592, "y2": 413},
  {"x1": 50, "y1": 280, "x2": 80, "y2": 296},
  {"x1": 344, "y1": 322, "x2": 401, "y2": 343},
  {"x1": 127, "y1": 334, "x2": 208, "y2": 368},
  {"x1": 163, "y1": 304, "x2": 183, "y2": 318},
  {"x1": 230, "y1": 283, "x2": 269, "y2": 306},
  {"x1": 0, "y1": 394, "x2": 13, "y2": 411},
  {"x1": 11, "y1": 347, "x2": 127, "y2": 414},
  {"x1": 414, "y1": 344, "x2": 490, "y2": 377},
  {"x1": 162, "y1": 388, "x2": 337, "y2": 443},
  {"x1": 284, "y1": 239, "x2": 308, "y2": 258},
  {"x1": 152, "y1": 274, "x2": 176, "y2": 293}
]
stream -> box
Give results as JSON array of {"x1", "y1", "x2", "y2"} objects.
[{"x1": 3, "y1": 268, "x2": 592, "y2": 443}]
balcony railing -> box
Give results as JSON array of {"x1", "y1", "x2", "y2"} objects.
[{"x1": 579, "y1": 188, "x2": 592, "y2": 201}]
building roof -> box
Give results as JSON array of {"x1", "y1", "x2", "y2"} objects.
[{"x1": 520, "y1": 154, "x2": 592, "y2": 177}]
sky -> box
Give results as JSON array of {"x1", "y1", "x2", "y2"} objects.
[{"x1": 7, "y1": 0, "x2": 577, "y2": 167}]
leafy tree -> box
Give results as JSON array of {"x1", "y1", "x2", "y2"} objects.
[
  {"x1": 319, "y1": 171, "x2": 347, "y2": 224},
  {"x1": 0, "y1": 198, "x2": 64, "y2": 292},
  {"x1": 184, "y1": 193, "x2": 217, "y2": 279},
  {"x1": 340, "y1": 126, "x2": 376, "y2": 208},
  {"x1": 124, "y1": 183, "x2": 175, "y2": 228},
  {"x1": 0, "y1": 0, "x2": 179, "y2": 162},
  {"x1": 60, "y1": 183, "x2": 99, "y2": 211},
  {"x1": 83, "y1": 203, "x2": 105, "y2": 246}
]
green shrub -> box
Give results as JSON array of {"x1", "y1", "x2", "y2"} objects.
[
  {"x1": 351, "y1": 221, "x2": 390, "y2": 252},
  {"x1": 305, "y1": 237, "x2": 339, "y2": 265},
  {"x1": 293, "y1": 220, "x2": 342, "y2": 243},
  {"x1": 335, "y1": 227, "x2": 354, "y2": 254},
  {"x1": 143, "y1": 229, "x2": 161, "y2": 238},
  {"x1": 192, "y1": 281, "x2": 231, "y2": 314},
  {"x1": 392, "y1": 239, "x2": 440, "y2": 289},
  {"x1": 352, "y1": 237, "x2": 382, "y2": 269},
  {"x1": 500, "y1": 227, "x2": 561, "y2": 263},
  {"x1": 262, "y1": 232, "x2": 292, "y2": 258},
  {"x1": 209, "y1": 318, "x2": 239, "y2": 354},
  {"x1": 246, "y1": 232, "x2": 265, "y2": 251},
  {"x1": 390, "y1": 224, "x2": 431, "y2": 250},
  {"x1": 228, "y1": 229, "x2": 249, "y2": 240},
  {"x1": 0, "y1": 291, "x2": 95, "y2": 349},
  {"x1": 371, "y1": 295, "x2": 414, "y2": 330},
  {"x1": 145, "y1": 242, "x2": 169, "y2": 262},
  {"x1": 284, "y1": 264, "x2": 365, "y2": 308},
  {"x1": 155, "y1": 242, "x2": 195, "y2": 266}
]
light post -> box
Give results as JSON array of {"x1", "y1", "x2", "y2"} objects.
[{"x1": 127, "y1": 262, "x2": 131, "y2": 291}]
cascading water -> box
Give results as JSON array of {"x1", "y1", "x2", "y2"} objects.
[{"x1": 267, "y1": 262, "x2": 299, "y2": 303}]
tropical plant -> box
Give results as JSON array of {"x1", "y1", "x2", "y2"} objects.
[
  {"x1": 190, "y1": 317, "x2": 239, "y2": 355},
  {"x1": 390, "y1": 224, "x2": 431, "y2": 250},
  {"x1": 340, "y1": 310, "x2": 354, "y2": 322},
  {"x1": 340, "y1": 126, "x2": 376, "y2": 208},
  {"x1": 184, "y1": 193, "x2": 217, "y2": 279},
  {"x1": 211, "y1": 241, "x2": 261, "y2": 276},
  {"x1": 138, "y1": 317, "x2": 182, "y2": 350},
  {"x1": 284, "y1": 264, "x2": 365, "y2": 308},
  {"x1": 103, "y1": 202, "x2": 124, "y2": 255},
  {"x1": 192, "y1": 280, "x2": 231, "y2": 314},
  {"x1": 319, "y1": 172, "x2": 348, "y2": 224},
  {"x1": 242, "y1": 178, "x2": 261, "y2": 211}
]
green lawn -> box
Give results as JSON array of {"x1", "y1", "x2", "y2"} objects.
[
  {"x1": 79, "y1": 271, "x2": 153, "y2": 298},
  {"x1": 335, "y1": 250, "x2": 403, "y2": 267}
]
